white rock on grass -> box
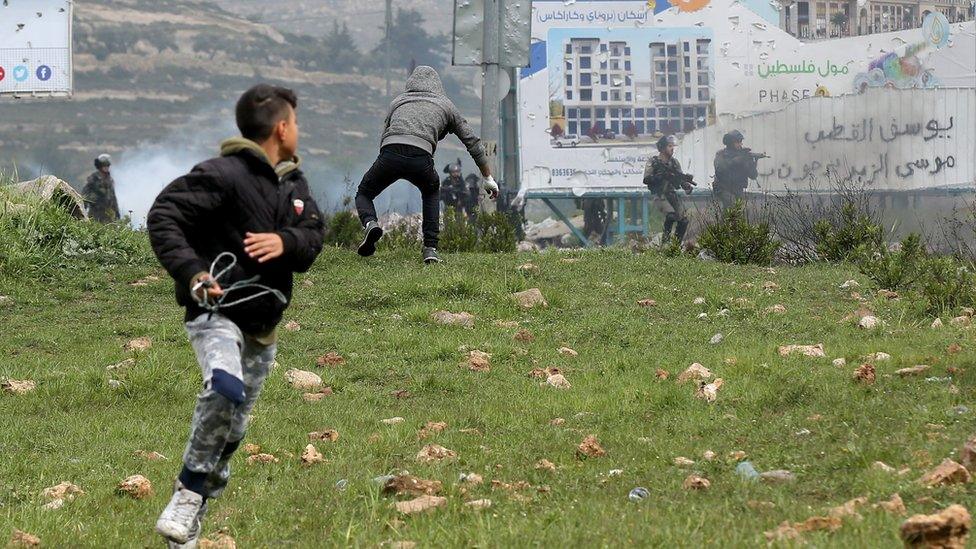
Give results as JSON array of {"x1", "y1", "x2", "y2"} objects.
[
  {"x1": 839, "y1": 280, "x2": 860, "y2": 289},
  {"x1": 709, "y1": 333, "x2": 724, "y2": 345},
  {"x1": 832, "y1": 358, "x2": 847, "y2": 367},
  {"x1": 284, "y1": 369, "x2": 322, "y2": 390},
  {"x1": 932, "y1": 318, "x2": 944, "y2": 329},
  {"x1": 693, "y1": 297, "x2": 706, "y2": 305},
  {"x1": 858, "y1": 315, "x2": 882, "y2": 329}
]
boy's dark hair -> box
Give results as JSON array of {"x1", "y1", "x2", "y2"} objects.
[{"x1": 235, "y1": 84, "x2": 298, "y2": 142}]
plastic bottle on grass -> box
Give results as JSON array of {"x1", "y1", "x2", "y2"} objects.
[
  {"x1": 628, "y1": 487, "x2": 650, "y2": 502},
  {"x1": 735, "y1": 461, "x2": 760, "y2": 480}
]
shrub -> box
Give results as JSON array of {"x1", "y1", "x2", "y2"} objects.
[
  {"x1": 814, "y1": 201, "x2": 884, "y2": 262},
  {"x1": 919, "y1": 256, "x2": 976, "y2": 315},
  {"x1": 475, "y1": 210, "x2": 517, "y2": 253},
  {"x1": 857, "y1": 233, "x2": 927, "y2": 291},
  {"x1": 440, "y1": 207, "x2": 477, "y2": 253},
  {"x1": 323, "y1": 210, "x2": 361, "y2": 249},
  {"x1": 377, "y1": 214, "x2": 422, "y2": 251},
  {"x1": 697, "y1": 201, "x2": 779, "y2": 265}
]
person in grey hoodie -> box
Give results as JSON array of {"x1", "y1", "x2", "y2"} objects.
[{"x1": 355, "y1": 65, "x2": 496, "y2": 264}]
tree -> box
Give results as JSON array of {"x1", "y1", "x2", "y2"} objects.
[
  {"x1": 586, "y1": 124, "x2": 602, "y2": 143},
  {"x1": 623, "y1": 122, "x2": 638, "y2": 140},
  {"x1": 323, "y1": 22, "x2": 362, "y2": 72},
  {"x1": 372, "y1": 9, "x2": 446, "y2": 72},
  {"x1": 551, "y1": 124, "x2": 564, "y2": 139},
  {"x1": 830, "y1": 12, "x2": 849, "y2": 35}
]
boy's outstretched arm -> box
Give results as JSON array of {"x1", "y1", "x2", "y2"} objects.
[
  {"x1": 275, "y1": 181, "x2": 324, "y2": 273},
  {"x1": 147, "y1": 165, "x2": 227, "y2": 290}
]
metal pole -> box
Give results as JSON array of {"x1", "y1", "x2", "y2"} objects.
[
  {"x1": 385, "y1": 0, "x2": 393, "y2": 98},
  {"x1": 480, "y1": 0, "x2": 501, "y2": 210}
]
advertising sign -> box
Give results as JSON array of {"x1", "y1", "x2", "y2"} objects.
[{"x1": 0, "y1": 0, "x2": 73, "y2": 97}]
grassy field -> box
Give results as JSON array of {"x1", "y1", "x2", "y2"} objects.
[{"x1": 1, "y1": 245, "x2": 974, "y2": 547}]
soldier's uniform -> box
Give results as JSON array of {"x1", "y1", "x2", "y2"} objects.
[
  {"x1": 82, "y1": 170, "x2": 121, "y2": 223},
  {"x1": 440, "y1": 174, "x2": 464, "y2": 215},
  {"x1": 713, "y1": 130, "x2": 759, "y2": 210},
  {"x1": 463, "y1": 173, "x2": 481, "y2": 221},
  {"x1": 644, "y1": 136, "x2": 692, "y2": 242}
]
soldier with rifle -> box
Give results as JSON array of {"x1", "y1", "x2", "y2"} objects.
[
  {"x1": 713, "y1": 130, "x2": 767, "y2": 210},
  {"x1": 643, "y1": 135, "x2": 695, "y2": 243}
]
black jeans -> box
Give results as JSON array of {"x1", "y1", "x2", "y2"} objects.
[{"x1": 355, "y1": 144, "x2": 440, "y2": 248}]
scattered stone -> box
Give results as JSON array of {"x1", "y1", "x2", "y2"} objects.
[
  {"x1": 42, "y1": 499, "x2": 64, "y2": 511},
  {"x1": 576, "y1": 435, "x2": 606, "y2": 459},
  {"x1": 760, "y1": 470, "x2": 796, "y2": 483},
  {"x1": 898, "y1": 365, "x2": 931, "y2": 377},
  {"x1": 637, "y1": 299, "x2": 657, "y2": 307},
  {"x1": 284, "y1": 320, "x2": 301, "y2": 331},
  {"x1": 316, "y1": 352, "x2": 345, "y2": 367},
  {"x1": 878, "y1": 289, "x2": 900, "y2": 300},
  {"x1": 717, "y1": 308, "x2": 730, "y2": 317},
  {"x1": 683, "y1": 475, "x2": 710, "y2": 490},
  {"x1": 284, "y1": 368, "x2": 322, "y2": 390},
  {"x1": 873, "y1": 461, "x2": 898, "y2": 473},
  {"x1": 0, "y1": 295, "x2": 12, "y2": 307},
  {"x1": 709, "y1": 333, "x2": 724, "y2": 345},
  {"x1": 961, "y1": 436, "x2": 976, "y2": 472},
  {"x1": 124, "y1": 337, "x2": 152, "y2": 352},
  {"x1": 703, "y1": 450, "x2": 717, "y2": 461},
  {"x1": 655, "y1": 369, "x2": 669, "y2": 380},
  {"x1": 459, "y1": 472, "x2": 484, "y2": 485},
  {"x1": 382, "y1": 417, "x2": 406, "y2": 426},
  {"x1": 513, "y1": 288, "x2": 548, "y2": 308},
  {"x1": 1, "y1": 379, "x2": 36, "y2": 395},
  {"x1": 876, "y1": 493, "x2": 907, "y2": 516},
  {"x1": 134, "y1": 450, "x2": 167, "y2": 461},
  {"x1": 395, "y1": 495, "x2": 447, "y2": 515},
  {"x1": 677, "y1": 363, "x2": 712, "y2": 383},
  {"x1": 246, "y1": 453, "x2": 279, "y2": 465},
  {"x1": 199, "y1": 533, "x2": 237, "y2": 549},
  {"x1": 673, "y1": 457, "x2": 695, "y2": 467},
  {"x1": 728, "y1": 450, "x2": 747, "y2": 461},
  {"x1": 107, "y1": 379, "x2": 123, "y2": 389},
  {"x1": 858, "y1": 315, "x2": 883, "y2": 329},
  {"x1": 899, "y1": 504, "x2": 971, "y2": 548},
  {"x1": 383, "y1": 475, "x2": 442, "y2": 496},
  {"x1": 951, "y1": 316, "x2": 972, "y2": 328},
  {"x1": 430, "y1": 310, "x2": 475, "y2": 328},
  {"x1": 513, "y1": 329, "x2": 534, "y2": 342},
  {"x1": 549, "y1": 418, "x2": 565, "y2": 426},
  {"x1": 833, "y1": 358, "x2": 847, "y2": 367},
  {"x1": 301, "y1": 444, "x2": 325, "y2": 465},
  {"x1": 309, "y1": 430, "x2": 339, "y2": 442},
  {"x1": 535, "y1": 459, "x2": 557, "y2": 472},
  {"x1": 795, "y1": 516, "x2": 843, "y2": 533},
  {"x1": 465, "y1": 499, "x2": 492, "y2": 510},
  {"x1": 695, "y1": 378, "x2": 724, "y2": 402},
  {"x1": 948, "y1": 343, "x2": 963, "y2": 355},
  {"x1": 828, "y1": 496, "x2": 868, "y2": 519},
  {"x1": 461, "y1": 350, "x2": 491, "y2": 372},
  {"x1": 932, "y1": 318, "x2": 944, "y2": 329},
  {"x1": 529, "y1": 366, "x2": 561, "y2": 379},
  {"x1": 866, "y1": 351, "x2": 891, "y2": 362},
  {"x1": 766, "y1": 304, "x2": 787, "y2": 314},
  {"x1": 518, "y1": 263, "x2": 540, "y2": 275},
  {"x1": 243, "y1": 443, "x2": 261, "y2": 455},
  {"x1": 302, "y1": 388, "x2": 334, "y2": 402},
  {"x1": 920, "y1": 459, "x2": 972, "y2": 486},
  {"x1": 418, "y1": 421, "x2": 448, "y2": 439},
  {"x1": 763, "y1": 281, "x2": 780, "y2": 291},
  {"x1": 8, "y1": 530, "x2": 40, "y2": 547},
  {"x1": 778, "y1": 344, "x2": 826, "y2": 358},
  {"x1": 106, "y1": 358, "x2": 136, "y2": 372},
  {"x1": 840, "y1": 280, "x2": 860, "y2": 289},
  {"x1": 42, "y1": 482, "x2": 84, "y2": 502},
  {"x1": 545, "y1": 373, "x2": 571, "y2": 389},
  {"x1": 853, "y1": 363, "x2": 877, "y2": 384},
  {"x1": 416, "y1": 444, "x2": 457, "y2": 463},
  {"x1": 558, "y1": 346, "x2": 578, "y2": 357},
  {"x1": 117, "y1": 475, "x2": 153, "y2": 499},
  {"x1": 693, "y1": 297, "x2": 706, "y2": 305},
  {"x1": 697, "y1": 313, "x2": 708, "y2": 320}
]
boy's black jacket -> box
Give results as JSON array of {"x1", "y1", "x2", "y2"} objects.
[{"x1": 147, "y1": 142, "x2": 324, "y2": 335}]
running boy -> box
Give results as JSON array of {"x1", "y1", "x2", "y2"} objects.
[{"x1": 147, "y1": 84, "x2": 323, "y2": 547}]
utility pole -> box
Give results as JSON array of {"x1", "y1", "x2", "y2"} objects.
[
  {"x1": 385, "y1": 0, "x2": 393, "y2": 98},
  {"x1": 480, "y1": 0, "x2": 501, "y2": 210}
]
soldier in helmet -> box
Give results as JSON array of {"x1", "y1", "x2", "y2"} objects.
[
  {"x1": 440, "y1": 159, "x2": 464, "y2": 218},
  {"x1": 82, "y1": 153, "x2": 121, "y2": 223},
  {"x1": 713, "y1": 130, "x2": 762, "y2": 210},
  {"x1": 644, "y1": 135, "x2": 695, "y2": 243}
]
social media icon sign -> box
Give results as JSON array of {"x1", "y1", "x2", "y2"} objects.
[
  {"x1": 0, "y1": 66, "x2": 5, "y2": 82},
  {"x1": 36, "y1": 65, "x2": 52, "y2": 81},
  {"x1": 13, "y1": 65, "x2": 29, "y2": 82}
]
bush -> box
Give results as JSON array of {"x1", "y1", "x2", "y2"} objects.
[
  {"x1": 440, "y1": 207, "x2": 477, "y2": 253},
  {"x1": 377, "y1": 214, "x2": 422, "y2": 251},
  {"x1": 475, "y1": 210, "x2": 517, "y2": 253},
  {"x1": 323, "y1": 210, "x2": 362, "y2": 249},
  {"x1": 814, "y1": 201, "x2": 884, "y2": 262},
  {"x1": 920, "y1": 257, "x2": 976, "y2": 315},
  {"x1": 857, "y1": 233, "x2": 926, "y2": 291},
  {"x1": 698, "y1": 202, "x2": 779, "y2": 265},
  {"x1": 0, "y1": 188, "x2": 149, "y2": 279}
]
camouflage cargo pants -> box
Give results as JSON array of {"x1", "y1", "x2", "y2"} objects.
[{"x1": 182, "y1": 313, "x2": 275, "y2": 495}]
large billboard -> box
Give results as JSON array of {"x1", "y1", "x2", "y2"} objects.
[
  {"x1": 0, "y1": 0, "x2": 73, "y2": 97},
  {"x1": 517, "y1": 0, "x2": 976, "y2": 195}
]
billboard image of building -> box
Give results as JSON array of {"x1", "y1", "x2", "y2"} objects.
[{"x1": 548, "y1": 29, "x2": 714, "y2": 148}]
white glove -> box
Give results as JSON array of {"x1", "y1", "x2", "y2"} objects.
[{"x1": 482, "y1": 176, "x2": 499, "y2": 200}]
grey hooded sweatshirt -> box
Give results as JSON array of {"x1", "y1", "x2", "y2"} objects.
[{"x1": 381, "y1": 66, "x2": 488, "y2": 170}]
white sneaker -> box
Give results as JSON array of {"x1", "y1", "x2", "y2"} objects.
[
  {"x1": 167, "y1": 499, "x2": 207, "y2": 549},
  {"x1": 156, "y1": 487, "x2": 204, "y2": 544}
]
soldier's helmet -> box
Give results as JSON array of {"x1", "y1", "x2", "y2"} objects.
[
  {"x1": 722, "y1": 130, "x2": 745, "y2": 147},
  {"x1": 94, "y1": 154, "x2": 112, "y2": 169},
  {"x1": 656, "y1": 135, "x2": 676, "y2": 152}
]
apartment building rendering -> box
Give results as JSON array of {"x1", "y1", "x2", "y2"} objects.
[{"x1": 560, "y1": 36, "x2": 712, "y2": 143}]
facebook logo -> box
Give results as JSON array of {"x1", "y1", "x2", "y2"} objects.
[{"x1": 36, "y1": 65, "x2": 52, "y2": 81}]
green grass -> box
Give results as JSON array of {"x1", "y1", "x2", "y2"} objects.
[{"x1": 2, "y1": 245, "x2": 974, "y2": 546}]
